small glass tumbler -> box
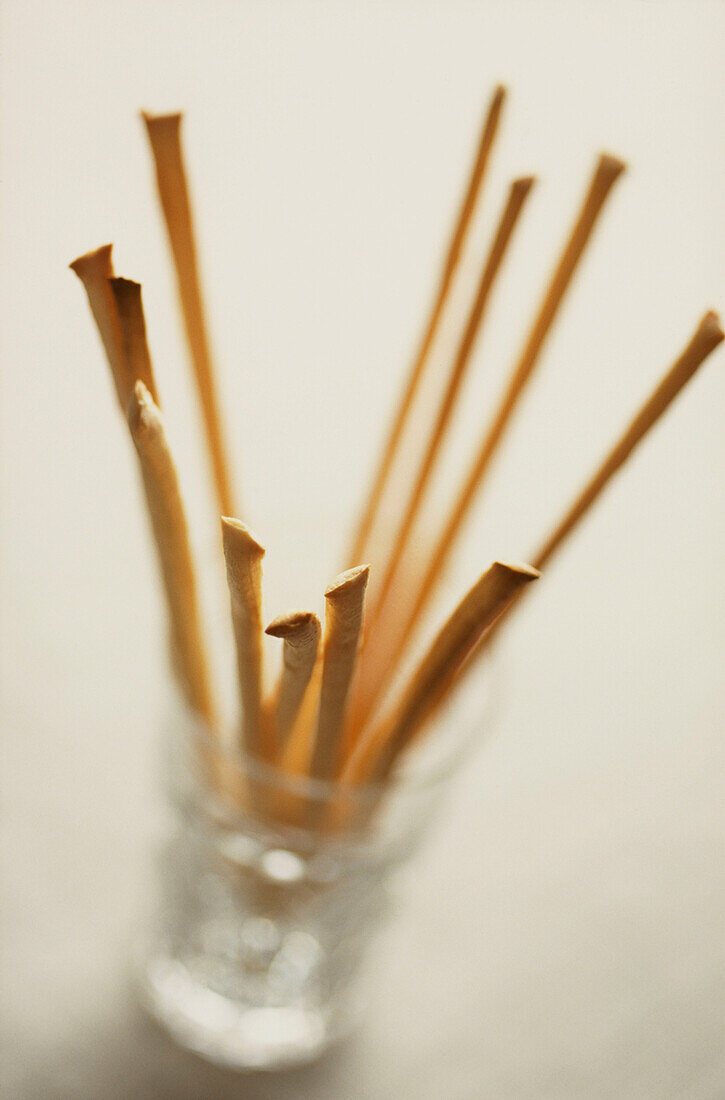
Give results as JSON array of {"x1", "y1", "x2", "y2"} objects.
[{"x1": 136, "y1": 667, "x2": 496, "y2": 1070}]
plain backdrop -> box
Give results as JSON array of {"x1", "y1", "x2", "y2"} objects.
[{"x1": 2, "y1": 2, "x2": 724, "y2": 1097}]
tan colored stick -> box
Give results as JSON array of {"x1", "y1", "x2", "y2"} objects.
[
  {"x1": 70, "y1": 245, "x2": 133, "y2": 409},
  {"x1": 221, "y1": 518, "x2": 268, "y2": 759},
  {"x1": 128, "y1": 382, "x2": 216, "y2": 726},
  {"x1": 310, "y1": 565, "x2": 370, "y2": 780},
  {"x1": 143, "y1": 111, "x2": 235, "y2": 516},
  {"x1": 109, "y1": 278, "x2": 160, "y2": 405},
  {"x1": 532, "y1": 312, "x2": 724, "y2": 570},
  {"x1": 345, "y1": 86, "x2": 506, "y2": 567},
  {"x1": 342, "y1": 561, "x2": 538, "y2": 784},
  {"x1": 354, "y1": 153, "x2": 626, "y2": 726},
  {"x1": 367, "y1": 175, "x2": 535, "y2": 624},
  {"x1": 454, "y1": 310, "x2": 724, "y2": 689},
  {"x1": 265, "y1": 610, "x2": 321, "y2": 752}
]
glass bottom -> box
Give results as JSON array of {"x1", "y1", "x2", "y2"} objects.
[{"x1": 135, "y1": 933, "x2": 363, "y2": 1071}]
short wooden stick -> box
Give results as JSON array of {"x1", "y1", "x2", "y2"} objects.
[
  {"x1": 310, "y1": 565, "x2": 370, "y2": 780},
  {"x1": 109, "y1": 277, "x2": 160, "y2": 405},
  {"x1": 265, "y1": 610, "x2": 321, "y2": 753},
  {"x1": 70, "y1": 245, "x2": 133, "y2": 410},
  {"x1": 221, "y1": 517, "x2": 268, "y2": 759},
  {"x1": 128, "y1": 382, "x2": 216, "y2": 726}
]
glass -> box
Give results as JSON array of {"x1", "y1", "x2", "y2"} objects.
[{"x1": 135, "y1": 659, "x2": 498, "y2": 1070}]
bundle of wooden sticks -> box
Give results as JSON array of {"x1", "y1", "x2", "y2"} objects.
[{"x1": 71, "y1": 87, "x2": 722, "y2": 816}]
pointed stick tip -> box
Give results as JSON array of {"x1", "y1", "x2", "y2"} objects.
[{"x1": 324, "y1": 564, "x2": 370, "y2": 600}]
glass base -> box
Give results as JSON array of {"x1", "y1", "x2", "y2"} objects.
[{"x1": 135, "y1": 935, "x2": 361, "y2": 1071}]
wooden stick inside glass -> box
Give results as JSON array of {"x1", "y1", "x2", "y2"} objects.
[
  {"x1": 342, "y1": 561, "x2": 538, "y2": 784},
  {"x1": 353, "y1": 153, "x2": 625, "y2": 728},
  {"x1": 70, "y1": 245, "x2": 133, "y2": 410},
  {"x1": 265, "y1": 610, "x2": 321, "y2": 754},
  {"x1": 365, "y1": 175, "x2": 535, "y2": 627},
  {"x1": 221, "y1": 518, "x2": 268, "y2": 759},
  {"x1": 310, "y1": 565, "x2": 370, "y2": 780},
  {"x1": 109, "y1": 277, "x2": 160, "y2": 405},
  {"x1": 462, "y1": 310, "x2": 725, "y2": 662},
  {"x1": 128, "y1": 382, "x2": 217, "y2": 728},
  {"x1": 143, "y1": 111, "x2": 236, "y2": 517},
  {"x1": 345, "y1": 86, "x2": 506, "y2": 567}
]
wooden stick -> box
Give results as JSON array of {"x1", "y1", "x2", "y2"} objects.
[
  {"x1": 143, "y1": 111, "x2": 235, "y2": 516},
  {"x1": 221, "y1": 517, "x2": 268, "y2": 759},
  {"x1": 355, "y1": 153, "x2": 626, "y2": 724},
  {"x1": 367, "y1": 175, "x2": 535, "y2": 625},
  {"x1": 310, "y1": 565, "x2": 370, "y2": 780},
  {"x1": 70, "y1": 245, "x2": 133, "y2": 410},
  {"x1": 342, "y1": 561, "x2": 538, "y2": 784},
  {"x1": 128, "y1": 382, "x2": 216, "y2": 726},
  {"x1": 345, "y1": 86, "x2": 506, "y2": 567},
  {"x1": 532, "y1": 311, "x2": 724, "y2": 570},
  {"x1": 458, "y1": 310, "x2": 725, "y2": 681},
  {"x1": 109, "y1": 277, "x2": 160, "y2": 405},
  {"x1": 265, "y1": 610, "x2": 321, "y2": 753}
]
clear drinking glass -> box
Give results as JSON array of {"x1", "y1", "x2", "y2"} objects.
[{"x1": 136, "y1": 658, "x2": 497, "y2": 1071}]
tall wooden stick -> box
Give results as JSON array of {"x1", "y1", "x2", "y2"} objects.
[
  {"x1": 342, "y1": 561, "x2": 538, "y2": 783},
  {"x1": 143, "y1": 112, "x2": 235, "y2": 516},
  {"x1": 128, "y1": 382, "x2": 216, "y2": 726},
  {"x1": 221, "y1": 518, "x2": 268, "y2": 758},
  {"x1": 367, "y1": 175, "x2": 535, "y2": 625},
  {"x1": 310, "y1": 565, "x2": 370, "y2": 780},
  {"x1": 354, "y1": 153, "x2": 625, "y2": 726},
  {"x1": 345, "y1": 86, "x2": 506, "y2": 567},
  {"x1": 265, "y1": 610, "x2": 321, "y2": 752},
  {"x1": 109, "y1": 278, "x2": 159, "y2": 405},
  {"x1": 456, "y1": 310, "x2": 724, "y2": 683},
  {"x1": 70, "y1": 245, "x2": 133, "y2": 410}
]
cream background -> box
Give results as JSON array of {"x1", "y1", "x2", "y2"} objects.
[{"x1": 2, "y1": 1, "x2": 724, "y2": 1096}]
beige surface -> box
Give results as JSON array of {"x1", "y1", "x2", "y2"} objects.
[{"x1": 2, "y1": 2, "x2": 724, "y2": 1097}]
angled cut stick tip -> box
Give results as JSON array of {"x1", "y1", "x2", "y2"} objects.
[
  {"x1": 221, "y1": 516, "x2": 265, "y2": 558},
  {"x1": 697, "y1": 309, "x2": 724, "y2": 344},
  {"x1": 324, "y1": 564, "x2": 370, "y2": 600},
  {"x1": 513, "y1": 174, "x2": 536, "y2": 196},
  {"x1": 69, "y1": 242, "x2": 114, "y2": 276},
  {"x1": 595, "y1": 152, "x2": 627, "y2": 182},
  {"x1": 141, "y1": 109, "x2": 183, "y2": 129},
  {"x1": 491, "y1": 560, "x2": 540, "y2": 582},
  {"x1": 266, "y1": 610, "x2": 320, "y2": 638}
]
